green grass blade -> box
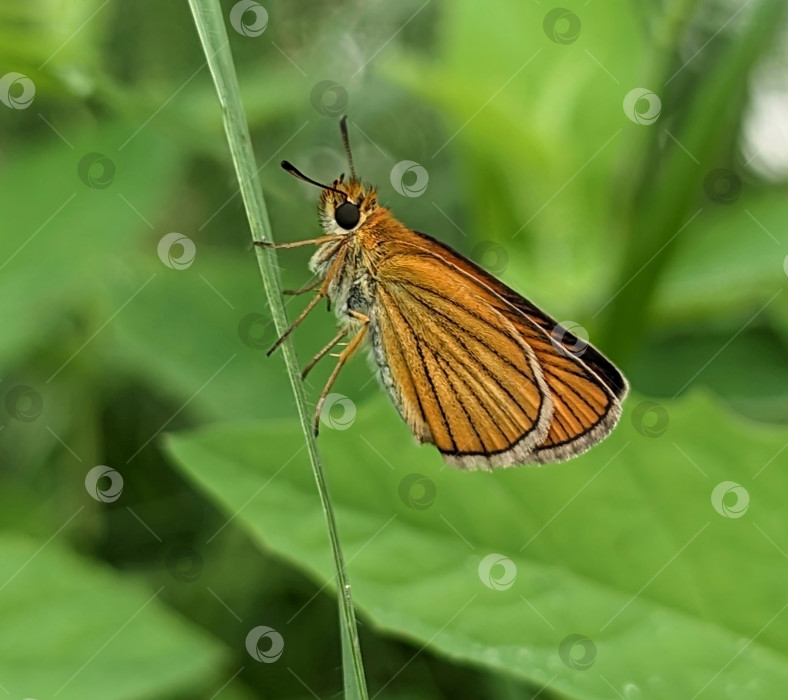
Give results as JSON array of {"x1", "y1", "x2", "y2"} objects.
[{"x1": 185, "y1": 2, "x2": 368, "y2": 696}]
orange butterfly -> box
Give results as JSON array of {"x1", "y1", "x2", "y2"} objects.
[{"x1": 259, "y1": 117, "x2": 628, "y2": 469}]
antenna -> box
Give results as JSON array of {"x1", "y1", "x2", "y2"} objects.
[
  {"x1": 280, "y1": 161, "x2": 347, "y2": 199},
  {"x1": 339, "y1": 115, "x2": 357, "y2": 180}
]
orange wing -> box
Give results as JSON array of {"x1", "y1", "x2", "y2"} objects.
[{"x1": 364, "y1": 228, "x2": 627, "y2": 469}]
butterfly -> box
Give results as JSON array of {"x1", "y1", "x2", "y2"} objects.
[{"x1": 258, "y1": 117, "x2": 628, "y2": 469}]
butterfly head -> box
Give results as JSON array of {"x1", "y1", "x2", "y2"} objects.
[
  {"x1": 281, "y1": 115, "x2": 379, "y2": 236},
  {"x1": 317, "y1": 175, "x2": 378, "y2": 235}
]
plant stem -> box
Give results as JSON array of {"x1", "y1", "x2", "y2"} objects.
[{"x1": 186, "y1": 2, "x2": 368, "y2": 696}]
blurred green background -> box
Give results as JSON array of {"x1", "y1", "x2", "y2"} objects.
[{"x1": 1, "y1": 0, "x2": 788, "y2": 697}]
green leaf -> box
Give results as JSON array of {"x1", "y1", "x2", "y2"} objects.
[
  {"x1": 655, "y1": 188, "x2": 788, "y2": 320},
  {"x1": 0, "y1": 533, "x2": 224, "y2": 699},
  {"x1": 110, "y1": 254, "x2": 296, "y2": 422},
  {"x1": 631, "y1": 326, "x2": 788, "y2": 423},
  {"x1": 166, "y1": 392, "x2": 788, "y2": 699}
]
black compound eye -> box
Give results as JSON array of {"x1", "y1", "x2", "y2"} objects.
[{"x1": 334, "y1": 201, "x2": 360, "y2": 230}]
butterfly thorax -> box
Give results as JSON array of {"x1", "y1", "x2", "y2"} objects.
[{"x1": 309, "y1": 207, "x2": 403, "y2": 326}]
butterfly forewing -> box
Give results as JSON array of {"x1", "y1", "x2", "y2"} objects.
[
  {"x1": 361, "y1": 227, "x2": 626, "y2": 468},
  {"x1": 374, "y1": 263, "x2": 553, "y2": 465}
]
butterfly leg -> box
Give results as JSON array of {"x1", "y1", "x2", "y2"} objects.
[
  {"x1": 301, "y1": 327, "x2": 348, "y2": 379},
  {"x1": 313, "y1": 311, "x2": 370, "y2": 436},
  {"x1": 283, "y1": 277, "x2": 322, "y2": 296},
  {"x1": 267, "y1": 245, "x2": 350, "y2": 357},
  {"x1": 267, "y1": 290, "x2": 326, "y2": 356},
  {"x1": 254, "y1": 235, "x2": 344, "y2": 249}
]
